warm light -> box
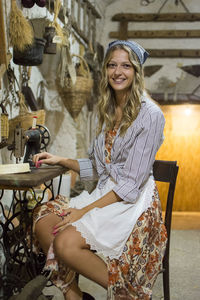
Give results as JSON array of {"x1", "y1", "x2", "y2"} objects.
[
  {"x1": 184, "y1": 107, "x2": 192, "y2": 116},
  {"x1": 157, "y1": 104, "x2": 200, "y2": 212},
  {"x1": 165, "y1": 104, "x2": 199, "y2": 135}
]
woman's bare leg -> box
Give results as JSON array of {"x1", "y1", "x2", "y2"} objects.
[
  {"x1": 34, "y1": 214, "x2": 83, "y2": 300},
  {"x1": 34, "y1": 213, "x2": 61, "y2": 254},
  {"x1": 53, "y1": 225, "x2": 108, "y2": 290}
]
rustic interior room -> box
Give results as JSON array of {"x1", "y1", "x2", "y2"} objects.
[{"x1": 0, "y1": 0, "x2": 200, "y2": 300}]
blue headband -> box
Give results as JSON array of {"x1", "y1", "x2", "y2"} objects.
[{"x1": 106, "y1": 40, "x2": 149, "y2": 65}]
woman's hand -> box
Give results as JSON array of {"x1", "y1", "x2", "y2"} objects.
[
  {"x1": 52, "y1": 208, "x2": 86, "y2": 234},
  {"x1": 33, "y1": 152, "x2": 63, "y2": 167},
  {"x1": 33, "y1": 152, "x2": 80, "y2": 173}
]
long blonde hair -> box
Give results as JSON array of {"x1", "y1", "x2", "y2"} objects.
[{"x1": 97, "y1": 44, "x2": 145, "y2": 136}]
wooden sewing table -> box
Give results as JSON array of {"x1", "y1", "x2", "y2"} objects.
[
  {"x1": 0, "y1": 165, "x2": 67, "y2": 190},
  {"x1": 0, "y1": 165, "x2": 67, "y2": 300}
]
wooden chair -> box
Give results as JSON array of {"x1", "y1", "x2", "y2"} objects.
[{"x1": 153, "y1": 160, "x2": 179, "y2": 300}]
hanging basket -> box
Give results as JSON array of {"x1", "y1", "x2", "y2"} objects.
[
  {"x1": 57, "y1": 54, "x2": 93, "y2": 119},
  {"x1": 9, "y1": 109, "x2": 46, "y2": 133},
  {"x1": 0, "y1": 103, "x2": 9, "y2": 148}
]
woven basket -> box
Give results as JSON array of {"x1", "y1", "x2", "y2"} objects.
[
  {"x1": 8, "y1": 109, "x2": 46, "y2": 142},
  {"x1": 0, "y1": 103, "x2": 9, "y2": 148},
  {"x1": 57, "y1": 54, "x2": 93, "y2": 119}
]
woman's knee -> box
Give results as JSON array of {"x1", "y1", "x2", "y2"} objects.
[
  {"x1": 53, "y1": 226, "x2": 87, "y2": 259},
  {"x1": 53, "y1": 227, "x2": 74, "y2": 253},
  {"x1": 35, "y1": 213, "x2": 60, "y2": 236}
]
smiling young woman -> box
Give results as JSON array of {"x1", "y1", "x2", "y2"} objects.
[
  {"x1": 30, "y1": 40, "x2": 167, "y2": 300},
  {"x1": 107, "y1": 49, "x2": 134, "y2": 95}
]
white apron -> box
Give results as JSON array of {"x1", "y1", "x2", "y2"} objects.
[{"x1": 70, "y1": 175, "x2": 155, "y2": 259}]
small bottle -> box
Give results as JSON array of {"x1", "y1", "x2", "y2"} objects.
[{"x1": 32, "y1": 116, "x2": 37, "y2": 129}]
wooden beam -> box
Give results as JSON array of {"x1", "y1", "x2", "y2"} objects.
[
  {"x1": 110, "y1": 29, "x2": 200, "y2": 39},
  {"x1": 147, "y1": 49, "x2": 200, "y2": 58},
  {"x1": 82, "y1": 0, "x2": 101, "y2": 19},
  {"x1": 77, "y1": 0, "x2": 81, "y2": 26},
  {"x1": 88, "y1": 7, "x2": 92, "y2": 41},
  {"x1": 0, "y1": 0, "x2": 7, "y2": 66},
  {"x1": 0, "y1": 53, "x2": 12, "y2": 89},
  {"x1": 71, "y1": 20, "x2": 89, "y2": 44},
  {"x1": 119, "y1": 21, "x2": 128, "y2": 40},
  {"x1": 48, "y1": 0, "x2": 100, "y2": 47},
  {"x1": 150, "y1": 92, "x2": 200, "y2": 103},
  {"x1": 83, "y1": 1, "x2": 87, "y2": 36},
  {"x1": 112, "y1": 13, "x2": 200, "y2": 22},
  {"x1": 0, "y1": 64, "x2": 6, "y2": 89}
]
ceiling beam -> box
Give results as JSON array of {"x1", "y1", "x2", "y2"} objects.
[
  {"x1": 109, "y1": 29, "x2": 200, "y2": 39},
  {"x1": 112, "y1": 13, "x2": 200, "y2": 22},
  {"x1": 151, "y1": 92, "x2": 200, "y2": 103},
  {"x1": 147, "y1": 49, "x2": 200, "y2": 58}
]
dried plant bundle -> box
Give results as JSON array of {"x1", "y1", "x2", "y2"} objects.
[
  {"x1": 9, "y1": 0, "x2": 34, "y2": 52},
  {"x1": 50, "y1": 0, "x2": 65, "y2": 44}
]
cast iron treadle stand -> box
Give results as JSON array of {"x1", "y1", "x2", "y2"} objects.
[{"x1": 0, "y1": 166, "x2": 67, "y2": 300}]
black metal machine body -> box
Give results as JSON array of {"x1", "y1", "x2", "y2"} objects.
[
  {"x1": 23, "y1": 128, "x2": 41, "y2": 166},
  {"x1": 8, "y1": 124, "x2": 50, "y2": 165}
]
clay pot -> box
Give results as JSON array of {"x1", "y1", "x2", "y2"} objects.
[
  {"x1": 35, "y1": 0, "x2": 46, "y2": 7},
  {"x1": 21, "y1": 0, "x2": 35, "y2": 8}
]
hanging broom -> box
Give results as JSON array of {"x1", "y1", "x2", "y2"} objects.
[{"x1": 9, "y1": 0, "x2": 34, "y2": 52}]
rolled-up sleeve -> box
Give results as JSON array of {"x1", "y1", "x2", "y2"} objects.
[
  {"x1": 77, "y1": 140, "x2": 98, "y2": 181},
  {"x1": 77, "y1": 158, "x2": 95, "y2": 180},
  {"x1": 113, "y1": 110, "x2": 165, "y2": 203}
]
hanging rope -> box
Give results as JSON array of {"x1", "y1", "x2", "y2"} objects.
[{"x1": 50, "y1": 0, "x2": 64, "y2": 44}]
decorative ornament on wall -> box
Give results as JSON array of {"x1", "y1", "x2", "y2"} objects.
[
  {"x1": 179, "y1": 65, "x2": 200, "y2": 97},
  {"x1": 144, "y1": 65, "x2": 162, "y2": 77},
  {"x1": 179, "y1": 65, "x2": 200, "y2": 78},
  {"x1": 140, "y1": 0, "x2": 190, "y2": 13},
  {"x1": 140, "y1": 0, "x2": 155, "y2": 6}
]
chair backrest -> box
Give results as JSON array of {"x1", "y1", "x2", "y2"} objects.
[{"x1": 153, "y1": 160, "x2": 179, "y2": 250}]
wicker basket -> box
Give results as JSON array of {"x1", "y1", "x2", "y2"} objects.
[
  {"x1": 57, "y1": 54, "x2": 93, "y2": 119},
  {"x1": 8, "y1": 109, "x2": 46, "y2": 142},
  {"x1": 1, "y1": 111, "x2": 9, "y2": 139},
  {"x1": 9, "y1": 109, "x2": 46, "y2": 131},
  {"x1": 0, "y1": 103, "x2": 9, "y2": 148}
]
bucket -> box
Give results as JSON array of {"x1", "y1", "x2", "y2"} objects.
[{"x1": 13, "y1": 38, "x2": 46, "y2": 66}]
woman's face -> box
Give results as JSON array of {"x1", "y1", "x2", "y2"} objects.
[{"x1": 107, "y1": 49, "x2": 134, "y2": 95}]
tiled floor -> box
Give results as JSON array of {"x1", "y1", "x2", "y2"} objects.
[{"x1": 43, "y1": 230, "x2": 200, "y2": 300}]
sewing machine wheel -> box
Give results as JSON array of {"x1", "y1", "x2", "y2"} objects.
[
  {"x1": 29, "y1": 124, "x2": 51, "y2": 150},
  {"x1": 38, "y1": 124, "x2": 51, "y2": 150}
]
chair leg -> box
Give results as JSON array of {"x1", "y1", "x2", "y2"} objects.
[{"x1": 163, "y1": 259, "x2": 170, "y2": 300}]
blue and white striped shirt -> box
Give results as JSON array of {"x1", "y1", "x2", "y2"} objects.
[{"x1": 78, "y1": 94, "x2": 165, "y2": 203}]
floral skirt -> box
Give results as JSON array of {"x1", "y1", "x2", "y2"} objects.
[{"x1": 29, "y1": 185, "x2": 167, "y2": 299}]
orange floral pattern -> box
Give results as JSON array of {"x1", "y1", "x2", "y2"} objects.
[
  {"x1": 107, "y1": 186, "x2": 167, "y2": 299},
  {"x1": 105, "y1": 129, "x2": 117, "y2": 163},
  {"x1": 28, "y1": 130, "x2": 167, "y2": 299}
]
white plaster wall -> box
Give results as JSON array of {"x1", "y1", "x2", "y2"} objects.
[
  {"x1": 1, "y1": 0, "x2": 200, "y2": 167},
  {"x1": 1, "y1": 0, "x2": 92, "y2": 164}
]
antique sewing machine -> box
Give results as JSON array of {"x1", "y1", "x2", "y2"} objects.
[{"x1": 8, "y1": 122, "x2": 50, "y2": 166}]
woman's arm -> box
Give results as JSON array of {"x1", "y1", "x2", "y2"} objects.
[
  {"x1": 33, "y1": 152, "x2": 80, "y2": 174},
  {"x1": 112, "y1": 109, "x2": 165, "y2": 203},
  {"x1": 53, "y1": 190, "x2": 121, "y2": 233},
  {"x1": 83, "y1": 190, "x2": 121, "y2": 213}
]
